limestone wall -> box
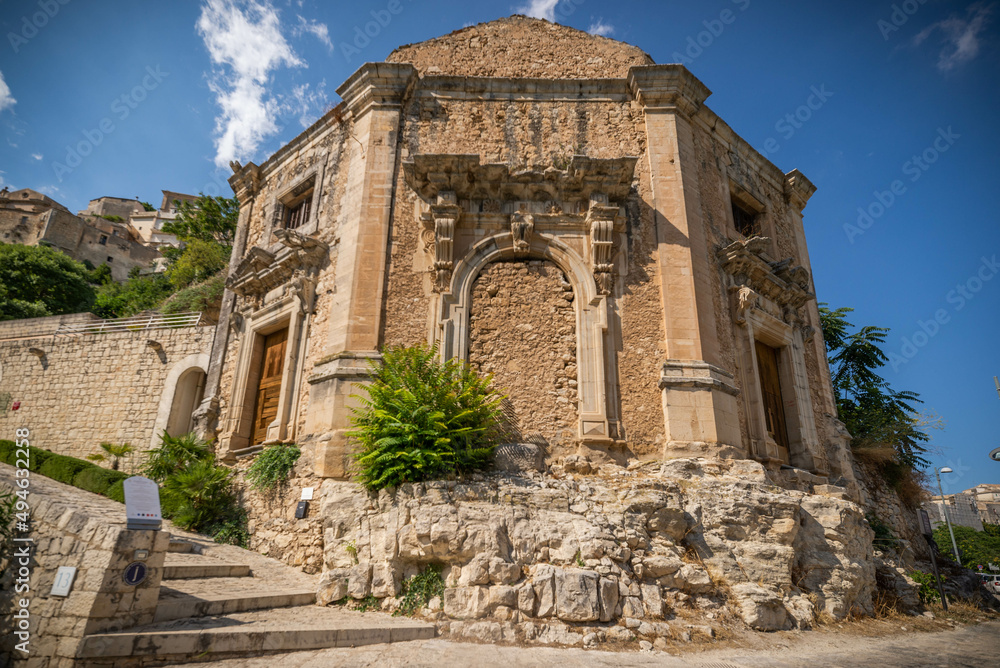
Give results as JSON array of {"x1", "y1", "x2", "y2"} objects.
[
  {"x1": 0, "y1": 463, "x2": 169, "y2": 667},
  {"x1": 0, "y1": 325, "x2": 214, "y2": 460},
  {"x1": 469, "y1": 260, "x2": 578, "y2": 451}
]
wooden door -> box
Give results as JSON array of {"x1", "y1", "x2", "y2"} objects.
[
  {"x1": 251, "y1": 328, "x2": 288, "y2": 445},
  {"x1": 755, "y1": 340, "x2": 789, "y2": 462}
]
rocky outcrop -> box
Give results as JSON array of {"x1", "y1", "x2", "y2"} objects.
[{"x1": 317, "y1": 458, "x2": 876, "y2": 641}]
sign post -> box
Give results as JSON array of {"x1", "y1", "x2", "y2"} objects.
[
  {"x1": 123, "y1": 476, "x2": 162, "y2": 531},
  {"x1": 919, "y1": 508, "x2": 948, "y2": 611}
]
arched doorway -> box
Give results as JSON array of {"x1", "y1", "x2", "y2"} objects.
[{"x1": 165, "y1": 367, "x2": 207, "y2": 437}]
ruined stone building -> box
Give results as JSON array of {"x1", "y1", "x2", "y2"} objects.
[
  {"x1": 198, "y1": 16, "x2": 857, "y2": 495},
  {"x1": 0, "y1": 188, "x2": 160, "y2": 281}
]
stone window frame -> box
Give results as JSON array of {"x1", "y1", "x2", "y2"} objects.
[
  {"x1": 223, "y1": 293, "x2": 309, "y2": 455},
  {"x1": 437, "y1": 232, "x2": 615, "y2": 445},
  {"x1": 735, "y1": 301, "x2": 821, "y2": 471},
  {"x1": 725, "y1": 180, "x2": 766, "y2": 240},
  {"x1": 266, "y1": 162, "x2": 325, "y2": 245}
]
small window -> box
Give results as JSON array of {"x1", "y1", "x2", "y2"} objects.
[
  {"x1": 20, "y1": 216, "x2": 28, "y2": 225},
  {"x1": 107, "y1": 256, "x2": 113, "y2": 262},
  {"x1": 732, "y1": 200, "x2": 759, "y2": 237},
  {"x1": 99, "y1": 235, "x2": 108, "y2": 245},
  {"x1": 284, "y1": 198, "x2": 311, "y2": 230}
]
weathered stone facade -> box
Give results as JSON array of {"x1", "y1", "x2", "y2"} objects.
[
  {"x1": 0, "y1": 316, "x2": 214, "y2": 459},
  {"x1": 202, "y1": 16, "x2": 856, "y2": 493}
]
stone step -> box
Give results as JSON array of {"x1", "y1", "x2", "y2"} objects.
[
  {"x1": 167, "y1": 538, "x2": 197, "y2": 553},
  {"x1": 154, "y1": 577, "x2": 316, "y2": 622},
  {"x1": 77, "y1": 606, "x2": 436, "y2": 660},
  {"x1": 163, "y1": 553, "x2": 252, "y2": 580}
]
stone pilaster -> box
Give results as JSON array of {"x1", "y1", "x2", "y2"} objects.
[
  {"x1": 628, "y1": 65, "x2": 741, "y2": 458},
  {"x1": 309, "y1": 62, "x2": 415, "y2": 478}
]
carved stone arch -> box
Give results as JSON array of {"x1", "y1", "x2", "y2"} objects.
[
  {"x1": 437, "y1": 231, "x2": 614, "y2": 445},
  {"x1": 151, "y1": 353, "x2": 210, "y2": 448}
]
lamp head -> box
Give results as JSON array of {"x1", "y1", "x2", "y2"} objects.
[{"x1": 939, "y1": 467, "x2": 954, "y2": 474}]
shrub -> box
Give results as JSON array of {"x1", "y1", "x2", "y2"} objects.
[
  {"x1": 0, "y1": 441, "x2": 51, "y2": 471},
  {"x1": 246, "y1": 443, "x2": 301, "y2": 491},
  {"x1": 86, "y1": 442, "x2": 135, "y2": 472},
  {"x1": 866, "y1": 513, "x2": 900, "y2": 551},
  {"x1": 73, "y1": 467, "x2": 128, "y2": 496},
  {"x1": 349, "y1": 343, "x2": 503, "y2": 491},
  {"x1": 142, "y1": 432, "x2": 212, "y2": 482},
  {"x1": 909, "y1": 569, "x2": 943, "y2": 604},
  {"x1": 159, "y1": 272, "x2": 225, "y2": 315},
  {"x1": 160, "y1": 459, "x2": 236, "y2": 533},
  {"x1": 38, "y1": 454, "x2": 93, "y2": 485},
  {"x1": 106, "y1": 479, "x2": 126, "y2": 503},
  {"x1": 209, "y1": 508, "x2": 251, "y2": 549},
  {"x1": 394, "y1": 565, "x2": 445, "y2": 617}
]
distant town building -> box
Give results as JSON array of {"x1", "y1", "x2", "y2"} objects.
[
  {"x1": 78, "y1": 195, "x2": 147, "y2": 223},
  {"x1": 128, "y1": 190, "x2": 197, "y2": 249},
  {"x1": 0, "y1": 187, "x2": 160, "y2": 281},
  {"x1": 925, "y1": 484, "x2": 1000, "y2": 531}
]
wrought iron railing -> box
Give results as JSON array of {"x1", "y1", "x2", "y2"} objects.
[{"x1": 54, "y1": 312, "x2": 206, "y2": 336}]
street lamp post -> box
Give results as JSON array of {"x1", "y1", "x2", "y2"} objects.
[{"x1": 934, "y1": 466, "x2": 962, "y2": 566}]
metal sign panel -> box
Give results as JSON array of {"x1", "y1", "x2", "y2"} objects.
[
  {"x1": 918, "y1": 508, "x2": 934, "y2": 536},
  {"x1": 123, "y1": 561, "x2": 148, "y2": 586},
  {"x1": 124, "y1": 476, "x2": 162, "y2": 530}
]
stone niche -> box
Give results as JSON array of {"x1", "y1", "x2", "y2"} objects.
[{"x1": 403, "y1": 154, "x2": 639, "y2": 454}]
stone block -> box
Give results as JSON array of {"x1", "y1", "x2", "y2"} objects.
[
  {"x1": 531, "y1": 564, "x2": 556, "y2": 618},
  {"x1": 554, "y1": 568, "x2": 599, "y2": 622},
  {"x1": 348, "y1": 562, "x2": 372, "y2": 599},
  {"x1": 444, "y1": 585, "x2": 490, "y2": 619}
]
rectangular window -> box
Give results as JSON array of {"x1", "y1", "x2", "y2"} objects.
[
  {"x1": 755, "y1": 340, "x2": 789, "y2": 459},
  {"x1": 20, "y1": 216, "x2": 28, "y2": 225},
  {"x1": 99, "y1": 235, "x2": 108, "y2": 245},
  {"x1": 284, "y1": 198, "x2": 311, "y2": 230},
  {"x1": 732, "y1": 200, "x2": 759, "y2": 237}
]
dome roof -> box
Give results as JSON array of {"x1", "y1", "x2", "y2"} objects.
[{"x1": 386, "y1": 15, "x2": 654, "y2": 80}]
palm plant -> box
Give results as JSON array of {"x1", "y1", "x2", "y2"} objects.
[{"x1": 86, "y1": 442, "x2": 135, "y2": 471}]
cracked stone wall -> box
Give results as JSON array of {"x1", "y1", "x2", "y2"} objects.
[{"x1": 469, "y1": 260, "x2": 578, "y2": 451}]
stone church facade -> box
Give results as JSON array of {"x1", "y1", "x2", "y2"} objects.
[{"x1": 197, "y1": 17, "x2": 856, "y2": 492}]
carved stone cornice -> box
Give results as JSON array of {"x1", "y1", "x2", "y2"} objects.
[
  {"x1": 627, "y1": 64, "x2": 712, "y2": 116},
  {"x1": 403, "y1": 154, "x2": 638, "y2": 203},
  {"x1": 228, "y1": 161, "x2": 261, "y2": 205},
  {"x1": 335, "y1": 62, "x2": 416, "y2": 118},
  {"x1": 227, "y1": 229, "x2": 328, "y2": 297},
  {"x1": 784, "y1": 169, "x2": 817, "y2": 211},
  {"x1": 718, "y1": 237, "x2": 813, "y2": 312}
]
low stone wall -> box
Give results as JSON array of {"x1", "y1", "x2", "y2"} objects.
[
  {"x1": 0, "y1": 325, "x2": 214, "y2": 460},
  {"x1": 317, "y1": 457, "x2": 877, "y2": 645},
  {"x1": 0, "y1": 463, "x2": 168, "y2": 667},
  {"x1": 0, "y1": 313, "x2": 100, "y2": 342}
]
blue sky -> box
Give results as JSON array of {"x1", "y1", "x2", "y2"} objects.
[{"x1": 1, "y1": 0, "x2": 997, "y2": 488}]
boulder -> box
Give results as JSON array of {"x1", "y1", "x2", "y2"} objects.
[
  {"x1": 731, "y1": 583, "x2": 791, "y2": 631},
  {"x1": 555, "y1": 568, "x2": 600, "y2": 621}
]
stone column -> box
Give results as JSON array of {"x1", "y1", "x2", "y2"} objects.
[
  {"x1": 628, "y1": 65, "x2": 741, "y2": 459},
  {"x1": 192, "y1": 162, "x2": 259, "y2": 445},
  {"x1": 308, "y1": 63, "x2": 415, "y2": 478}
]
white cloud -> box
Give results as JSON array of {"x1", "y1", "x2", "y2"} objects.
[
  {"x1": 197, "y1": 0, "x2": 304, "y2": 168},
  {"x1": 31, "y1": 153, "x2": 42, "y2": 161},
  {"x1": 589, "y1": 19, "x2": 614, "y2": 37},
  {"x1": 0, "y1": 70, "x2": 16, "y2": 112},
  {"x1": 913, "y1": 2, "x2": 994, "y2": 71},
  {"x1": 36, "y1": 185, "x2": 62, "y2": 198},
  {"x1": 294, "y1": 15, "x2": 333, "y2": 52},
  {"x1": 284, "y1": 81, "x2": 328, "y2": 129},
  {"x1": 516, "y1": 0, "x2": 560, "y2": 21}
]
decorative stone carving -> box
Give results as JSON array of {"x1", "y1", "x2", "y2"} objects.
[
  {"x1": 481, "y1": 198, "x2": 502, "y2": 213},
  {"x1": 734, "y1": 286, "x2": 758, "y2": 325},
  {"x1": 227, "y1": 228, "x2": 328, "y2": 298},
  {"x1": 510, "y1": 211, "x2": 534, "y2": 255},
  {"x1": 425, "y1": 191, "x2": 461, "y2": 292},
  {"x1": 717, "y1": 237, "x2": 813, "y2": 316},
  {"x1": 587, "y1": 194, "x2": 620, "y2": 296}
]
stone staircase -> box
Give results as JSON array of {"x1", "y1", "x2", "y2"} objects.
[{"x1": 76, "y1": 537, "x2": 435, "y2": 665}]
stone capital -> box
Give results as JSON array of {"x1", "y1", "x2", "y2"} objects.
[
  {"x1": 336, "y1": 62, "x2": 416, "y2": 118},
  {"x1": 627, "y1": 65, "x2": 711, "y2": 116},
  {"x1": 227, "y1": 161, "x2": 261, "y2": 205}
]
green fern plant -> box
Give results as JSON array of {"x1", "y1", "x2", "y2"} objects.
[
  {"x1": 348, "y1": 343, "x2": 504, "y2": 491},
  {"x1": 246, "y1": 443, "x2": 301, "y2": 491},
  {"x1": 86, "y1": 442, "x2": 135, "y2": 471}
]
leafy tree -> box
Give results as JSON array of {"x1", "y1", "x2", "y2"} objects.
[
  {"x1": 88, "y1": 263, "x2": 114, "y2": 286},
  {"x1": 932, "y1": 523, "x2": 1000, "y2": 568},
  {"x1": 140, "y1": 201, "x2": 155, "y2": 212},
  {"x1": 162, "y1": 193, "x2": 238, "y2": 247},
  {"x1": 349, "y1": 344, "x2": 504, "y2": 491},
  {"x1": 819, "y1": 304, "x2": 930, "y2": 470},
  {"x1": 0, "y1": 243, "x2": 95, "y2": 320},
  {"x1": 166, "y1": 239, "x2": 229, "y2": 289},
  {"x1": 92, "y1": 272, "x2": 173, "y2": 318}
]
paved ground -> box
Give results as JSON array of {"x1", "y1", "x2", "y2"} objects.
[{"x1": 175, "y1": 621, "x2": 1000, "y2": 667}]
